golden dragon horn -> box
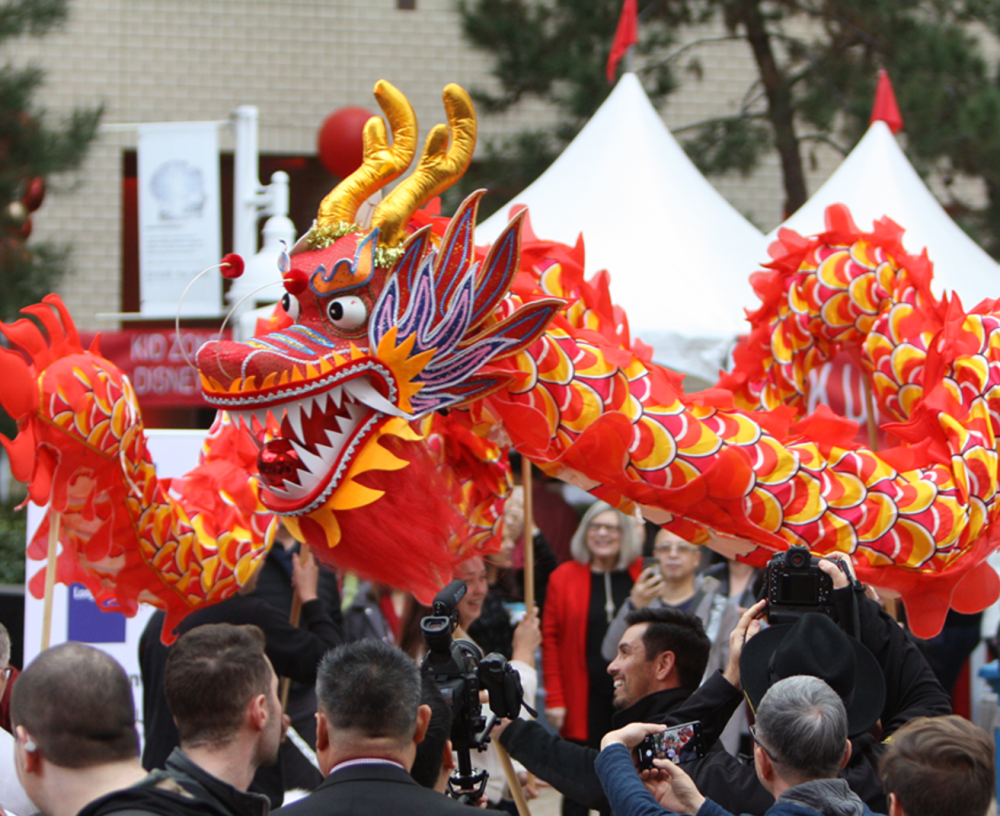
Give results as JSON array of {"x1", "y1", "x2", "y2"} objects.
[
  {"x1": 371, "y1": 83, "x2": 477, "y2": 248},
  {"x1": 312, "y1": 80, "x2": 418, "y2": 238}
]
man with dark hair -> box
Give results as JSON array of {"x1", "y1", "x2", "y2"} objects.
[
  {"x1": 596, "y1": 675, "x2": 877, "y2": 816},
  {"x1": 410, "y1": 673, "x2": 455, "y2": 792},
  {"x1": 497, "y1": 606, "x2": 744, "y2": 816},
  {"x1": 278, "y1": 640, "x2": 471, "y2": 815},
  {"x1": 10, "y1": 643, "x2": 148, "y2": 816},
  {"x1": 155, "y1": 623, "x2": 282, "y2": 816},
  {"x1": 619, "y1": 606, "x2": 712, "y2": 691},
  {"x1": 140, "y1": 544, "x2": 341, "y2": 805},
  {"x1": 879, "y1": 715, "x2": 994, "y2": 816}
]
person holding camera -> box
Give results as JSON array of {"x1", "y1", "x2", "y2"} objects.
[
  {"x1": 496, "y1": 606, "x2": 774, "y2": 816},
  {"x1": 451, "y1": 557, "x2": 541, "y2": 807},
  {"x1": 278, "y1": 640, "x2": 472, "y2": 816},
  {"x1": 594, "y1": 675, "x2": 878, "y2": 816},
  {"x1": 639, "y1": 552, "x2": 951, "y2": 815}
]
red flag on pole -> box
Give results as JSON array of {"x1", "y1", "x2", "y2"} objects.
[
  {"x1": 869, "y1": 68, "x2": 904, "y2": 133},
  {"x1": 606, "y1": 0, "x2": 638, "y2": 84}
]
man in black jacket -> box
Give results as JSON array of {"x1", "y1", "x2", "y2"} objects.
[
  {"x1": 154, "y1": 624, "x2": 281, "y2": 816},
  {"x1": 277, "y1": 640, "x2": 473, "y2": 816},
  {"x1": 497, "y1": 606, "x2": 745, "y2": 816},
  {"x1": 75, "y1": 625, "x2": 281, "y2": 816},
  {"x1": 140, "y1": 544, "x2": 343, "y2": 804},
  {"x1": 679, "y1": 558, "x2": 952, "y2": 815}
]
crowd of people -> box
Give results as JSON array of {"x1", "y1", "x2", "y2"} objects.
[{"x1": 0, "y1": 485, "x2": 997, "y2": 816}]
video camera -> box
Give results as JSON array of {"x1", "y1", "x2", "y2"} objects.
[
  {"x1": 764, "y1": 545, "x2": 846, "y2": 625},
  {"x1": 420, "y1": 580, "x2": 529, "y2": 803}
]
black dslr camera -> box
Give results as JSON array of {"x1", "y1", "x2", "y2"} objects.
[
  {"x1": 421, "y1": 580, "x2": 528, "y2": 803},
  {"x1": 765, "y1": 545, "x2": 843, "y2": 625}
]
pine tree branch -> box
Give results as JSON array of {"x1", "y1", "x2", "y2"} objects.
[
  {"x1": 672, "y1": 111, "x2": 769, "y2": 135},
  {"x1": 644, "y1": 34, "x2": 744, "y2": 70},
  {"x1": 0, "y1": 0, "x2": 67, "y2": 41},
  {"x1": 796, "y1": 133, "x2": 849, "y2": 155}
]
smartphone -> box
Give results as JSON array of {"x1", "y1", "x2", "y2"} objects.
[
  {"x1": 637, "y1": 721, "x2": 705, "y2": 770},
  {"x1": 642, "y1": 556, "x2": 661, "y2": 577}
]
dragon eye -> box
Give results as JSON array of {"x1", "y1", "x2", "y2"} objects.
[
  {"x1": 327, "y1": 296, "x2": 368, "y2": 330},
  {"x1": 281, "y1": 292, "x2": 300, "y2": 320}
]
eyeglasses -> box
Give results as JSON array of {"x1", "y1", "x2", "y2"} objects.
[
  {"x1": 588, "y1": 523, "x2": 622, "y2": 535},
  {"x1": 654, "y1": 543, "x2": 698, "y2": 555},
  {"x1": 749, "y1": 725, "x2": 780, "y2": 763}
]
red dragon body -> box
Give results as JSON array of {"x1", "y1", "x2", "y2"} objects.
[{"x1": 3, "y1": 81, "x2": 998, "y2": 638}]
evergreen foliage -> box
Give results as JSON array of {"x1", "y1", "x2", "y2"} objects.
[
  {"x1": 0, "y1": 499, "x2": 26, "y2": 585},
  {"x1": 449, "y1": 0, "x2": 693, "y2": 216},
  {"x1": 0, "y1": 0, "x2": 101, "y2": 439},
  {"x1": 0, "y1": 0, "x2": 101, "y2": 322},
  {"x1": 457, "y1": 0, "x2": 1000, "y2": 254}
]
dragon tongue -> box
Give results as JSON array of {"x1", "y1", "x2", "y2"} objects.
[{"x1": 258, "y1": 438, "x2": 303, "y2": 489}]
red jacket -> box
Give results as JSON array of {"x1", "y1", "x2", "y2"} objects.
[{"x1": 541, "y1": 558, "x2": 643, "y2": 743}]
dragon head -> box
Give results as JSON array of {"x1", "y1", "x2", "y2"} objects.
[{"x1": 195, "y1": 82, "x2": 561, "y2": 564}]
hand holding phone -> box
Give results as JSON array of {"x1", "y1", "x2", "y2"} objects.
[{"x1": 636, "y1": 721, "x2": 705, "y2": 770}]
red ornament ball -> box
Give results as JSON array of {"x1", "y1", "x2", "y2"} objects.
[
  {"x1": 220, "y1": 253, "x2": 244, "y2": 279},
  {"x1": 22, "y1": 177, "x2": 45, "y2": 212},
  {"x1": 283, "y1": 267, "x2": 309, "y2": 295},
  {"x1": 317, "y1": 106, "x2": 376, "y2": 178}
]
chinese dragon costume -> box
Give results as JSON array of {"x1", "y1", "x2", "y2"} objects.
[{"x1": 2, "y1": 80, "x2": 998, "y2": 639}]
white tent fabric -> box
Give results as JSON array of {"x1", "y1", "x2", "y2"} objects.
[
  {"x1": 772, "y1": 120, "x2": 1000, "y2": 305},
  {"x1": 476, "y1": 73, "x2": 767, "y2": 384}
]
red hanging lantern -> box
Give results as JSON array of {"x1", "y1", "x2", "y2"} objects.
[{"x1": 317, "y1": 106, "x2": 376, "y2": 178}]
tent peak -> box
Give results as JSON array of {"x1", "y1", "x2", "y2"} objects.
[{"x1": 870, "y1": 68, "x2": 904, "y2": 134}]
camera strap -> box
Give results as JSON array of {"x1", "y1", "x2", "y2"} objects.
[{"x1": 846, "y1": 576, "x2": 863, "y2": 639}]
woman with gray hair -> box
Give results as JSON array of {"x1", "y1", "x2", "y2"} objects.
[{"x1": 541, "y1": 501, "x2": 643, "y2": 816}]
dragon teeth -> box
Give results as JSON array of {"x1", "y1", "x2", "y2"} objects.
[
  {"x1": 313, "y1": 389, "x2": 329, "y2": 414},
  {"x1": 291, "y1": 440, "x2": 328, "y2": 475},
  {"x1": 284, "y1": 401, "x2": 305, "y2": 442},
  {"x1": 252, "y1": 408, "x2": 271, "y2": 432},
  {"x1": 330, "y1": 385, "x2": 344, "y2": 409},
  {"x1": 343, "y1": 377, "x2": 408, "y2": 418},
  {"x1": 346, "y1": 400, "x2": 369, "y2": 423}
]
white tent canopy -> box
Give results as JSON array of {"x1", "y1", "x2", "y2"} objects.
[
  {"x1": 476, "y1": 73, "x2": 767, "y2": 385},
  {"x1": 772, "y1": 120, "x2": 1000, "y2": 305}
]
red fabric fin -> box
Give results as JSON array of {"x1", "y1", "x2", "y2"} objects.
[
  {"x1": 876, "y1": 438, "x2": 938, "y2": 472},
  {"x1": 790, "y1": 404, "x2": 860, "y2": 452},
  {"x1": 0, "y1": 346, "x2": 35, "y2": 419}
]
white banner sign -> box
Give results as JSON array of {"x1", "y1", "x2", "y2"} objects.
[{"x1": 138, "y1": 122, "x2": 222, "y2": 317}]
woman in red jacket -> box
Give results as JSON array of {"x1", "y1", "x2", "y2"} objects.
[{"x1": 541, "y1": 500, "x2": 643, "y2": 816}]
